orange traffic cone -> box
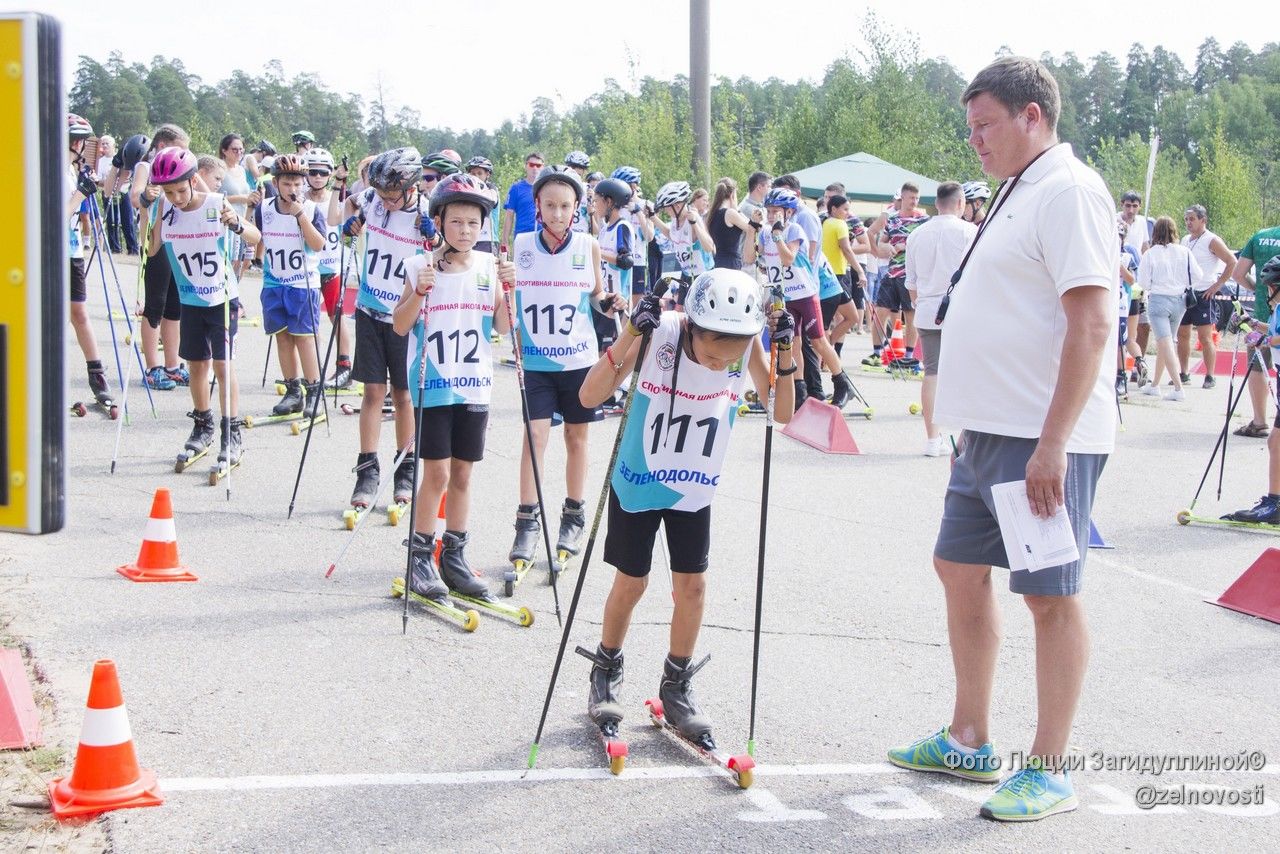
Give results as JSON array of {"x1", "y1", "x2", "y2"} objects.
[
  {"x1": 48, "y1": 660, "x2": 163, "y2": 819},
  {"x1": 117, "y1": 488, "x2": 197, "y2": 582},
  {"x1": 889, "y1": 320, "x2": 906, "y2": 362},
  {"x1": 433, "y1": 494, "x2": 447, "y2": 562}
]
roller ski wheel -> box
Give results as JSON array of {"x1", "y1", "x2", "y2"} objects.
[
  {"x1": 243, "y1": 410, "x2": 310, "y2": 428},
  {"x1": 70, "y1": 402, "x2": 87, "y2": 417},
  {"x1": 595, "y1": 719, "x2": 629, "y2": 775},
  {"x1": 644, "y1": 698, "x2": 755, "y2": 789},
  {"x1": 387, "y1": 501, "x2": 408, "y2": 526},
  {"x1": 390, "y1": 577, "x2": 479, "y2": 632},
  {"x1": 908, "y1": 402, "x2": 921, "y2": 415},
  {"x1": 289, "y1": 412, "x2": 328, "y2": 436},
  {"x1": 175, "y1": 447, "x2": 211, "y2": 473},
  {"x1": 1177, "y1": 509, "x2": 1191, "y2": 526},
  {"x1": 71, "y1": 399, "x2": 119, "y2": 419},
  {"x1": 448, "y1": 591, "x2": 534, "y2": 627},
  {"x1": 342, "y1": 507, "x2": 365, "y2": 530},
  {"x1": 208, "y1": 455, "x2": 242, "y2": 486}
]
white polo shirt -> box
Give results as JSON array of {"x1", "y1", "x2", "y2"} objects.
[
  {"x1": 934, "y1": 143, "x2": 1118, "y2": 454},
  {"x1": 905, "y1": 214, "x2": 977, "y2": 331}
]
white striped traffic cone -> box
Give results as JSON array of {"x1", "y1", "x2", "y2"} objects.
[{"x1": 117, "y1": 488, "x2": 197, "y2": 582}]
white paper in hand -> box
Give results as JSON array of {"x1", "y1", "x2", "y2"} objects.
[{"x1": 989, "y1": 480, "x2": 1080, "y2": 572}]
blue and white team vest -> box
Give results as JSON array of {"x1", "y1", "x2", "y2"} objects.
[
  {"x1": 513, "y1": 230, "x2": 598, "y2": 372},
  {"x1": 356, "y1": 190, "x2": 426, "y2": 319},
  {"x1": 599, "y1": 219, "x2": 634, "y2": 302},
  {"x1": 315, "y1": 194, "x2": 341, "y2": 276},
  {"x1": 627, "y1": 204, "x2": 648, "y2": 268},
  {"x1": 572, "y1": 193, "x2": 591, "y2": 234},
  {"x1": 259, "y1": 200, "x2": 321, "y2": 289},
  {"x1": 758, "y1": 221, "x2": 818, "y2": 301},
  {"x1": 405, "y1": 252, "x2": 497, "y2": 408},
  {"x1": 161, "y1": 192, "x2": 238, "y2": 308},
  {"x1": 667, "y1": 219, "x2": 714, "y2": 278},
  {"x1": 611, "y1": 313, "x2": 747, "y2": 512},
  {"x1": 65, "y1": 166, "x2": 84, "y2": 260}
]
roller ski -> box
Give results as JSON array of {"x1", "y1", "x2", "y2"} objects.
[
  {"x1": 1178, "y1": 497, "x2": 1280, "y2": 535},
  {"x1": 735, "y1": 388, "x2": 767, "y2": 416},
  {"x1": 389, "y1": 533, "x2": 478, "y2": 631},
  {"x1": 387, "y1": 455, "x2": 416, "y2": 525},
  {"x1": 390, "y1": 579, "x2": 480, "y2": 633},
  {"x1": 175, "y1": 409, "x2": 215, "y2": 472},
  {"x1": 208, "y1": 417, "x2": 244, "y2": 485},
  {"x1": 72, "y1": 365, "x2": 119, "y2": 419},
  {"x1": 644, "y1": 655, "x2": 755, "y2": 789},
  {"x1": 574, "y1": 644, "x2": 629, "y2": 774},
  {"x1": 290, "y1": 383, "x2": 328, "y2": 435},
  {"x1": 503, "y1": 503, "x2": 542, "y2": 597},
  {"x1": 278, "y1": 378, "x2": 362, "y2": 397},
  {"x1": 343, "y1": 452, "x2": 380, "y2": 529},
  {"x1": 439, "y1": 531, "x2": 533, "y2": 627},
  {"x1": 829, "y1": 371, "x2": 874, "y2": 419},
  {"x1": 601, "y1": 388, "x2": 627, "y2": 417},
  {"x1": 554, "y1": 499, "x2": 586, "y2": 575}
]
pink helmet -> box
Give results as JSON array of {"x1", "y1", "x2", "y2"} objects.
[{"x1": 151, "y1": 147, "x2": 198, "y2": 184}]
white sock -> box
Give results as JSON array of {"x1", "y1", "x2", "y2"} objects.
[{"x1": 945, "y1": 733, "x2": 980, "y2": 755}]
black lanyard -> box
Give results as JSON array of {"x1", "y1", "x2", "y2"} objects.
[{"x1": 934, "y1": 146, "x2": 1054, "y2": 325}]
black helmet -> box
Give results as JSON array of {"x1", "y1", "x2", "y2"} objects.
[
  {"x1": 586, "y1": 171, "x2": 605, "y2": 183},
  {"x1": 532, "y1": 165, "x2": 583, "y2": 202},
  {"x1": 368, "y1": 146, "x2": 423, "y2": 193},
  {"x1": 255, "y1": 139, "x2": 277, "y2": 157},
  {"x1": 1262, "y1": 255, "x2": 1280, "y2": 290},
  {"x1": 121, "y1": 133, "x2": 150, "y2": 170},
  {"x1": 593, "y1": 178, "x2": 633, "y2": 209}
]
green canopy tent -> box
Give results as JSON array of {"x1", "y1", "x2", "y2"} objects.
[{"x1": 790, "y1": 152, "x2": 942, "y2": 217}]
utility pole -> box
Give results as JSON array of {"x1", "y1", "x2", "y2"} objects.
[{"x1": 690, "y1": 0, "x2": 711, "y2": 185}]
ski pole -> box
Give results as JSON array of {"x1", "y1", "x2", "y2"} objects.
[
  {"x1": 528, "y1": 279, "x2": 667, "y2": 771},
  {"x1": 499, "y1": 239, "x2": 563, "y2": 627},
  {"x1": 1187, "y1": 321, "x2": 1252, "y2": 511},
  {"x1": 747, "y1": 285, "x2": 783, "y2": 758},
  {"x1": 1214, "y1": 320, "x2": 1247, "y2": 500},
  {"x1": 81, "y1": 191, "x2": 127, "y2": 418},
  {"x1": 111, "y1": 202, "x2": 157, "y2": 473},
  {"x1": 87, "y1": 188, "x2": 157, "y2": 420}
]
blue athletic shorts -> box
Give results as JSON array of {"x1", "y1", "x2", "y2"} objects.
[{"x1": 262, "y1": 286, "x2": 321, "y2": 336}]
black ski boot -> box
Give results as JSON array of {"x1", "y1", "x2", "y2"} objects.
[
  {"x1": 405, "y1": 532, "x2": 448, "y2": 600},
  {"x1": 509, "y1": 503, "x2": 541, "y2": 566},
  {"x1": 350, "y1": 452, "x2": 379, "y2": 509},
  {"x1": 302, "y1": 379, "x2": 323, "y2": 418},
  {"x1": 658, "y1": 655, "x2": 715, "y2": 748},
  {"x1": 556, "y1": 498, "x2": 586, "y2": 561},
  {"x1": 438, "y1": 531, "x2": 492, "y2": 599},
  {"x1": 793, "y1": 379, "x2": 808, "y2": 409},
  {"x1": 273, "y1": 379, "x2": 304, "y2": 415},
  {"x1": 831, "y1": 371, "x2": 855, "y2": 409},
  {"x1": 217, "y1": 416, "x2": 244, "y2": 467},
  {"x1": 331, "y1": 358, "x2": 353, "y2": 390},
  {"x1": 1115, "y1": 369, "x2": 1127, "y2": 397},
  {"x1": 88, "y1": 364, "x2": 111, "y2": 406},
  {"x1": 393, "y1": 455, "x2": 416, "y2": 506},
  {"x1": 1224, "y1": 495, "x2": 1280, "y2": 524},
  {"x1": 183, "y1": 409, "x2": 215, "y2": 458},
  {"x1": 576, "y1": 644, "x2": 625, "y2": 726}
]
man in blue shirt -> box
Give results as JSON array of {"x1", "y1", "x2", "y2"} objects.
[{"x1": 501, "y1": 151, "x2": 543, "y2": 249}]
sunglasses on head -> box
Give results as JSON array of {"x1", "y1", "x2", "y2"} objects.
[{"x1": 308, "y1": 170, "x2": 330, "y2": 177}]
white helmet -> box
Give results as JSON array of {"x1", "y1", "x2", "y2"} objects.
[
  {"x1": 305, "y1": 147, "x2": 335, "y2": 171},
  {"x1": 686, "y1": 269, "x2": 765, "y2": 336},
  {"x1": 655, "y1": 180, "x2": 692, "y2": 210},
  {"x1": 961, "y1": 180, "x2": 991, "y2": 201}
]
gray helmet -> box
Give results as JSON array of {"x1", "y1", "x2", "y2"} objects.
[
  {"x1": 533, "y1": 165, "x2": 583, "y2": 202},
  {"x1": 1262, "y1": 255, "x2": 1280, "y2": 290},
  {"x1": 368, "y1": 146, "x2": 423, "y2": 193},
  {"x1": 121, "y1": 133, "x2": 150, "y2": 169},
  {"x1": 564, "y1": 150, "x2": 590, "y2": 169}
]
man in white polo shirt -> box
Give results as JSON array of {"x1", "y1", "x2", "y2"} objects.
[
  {"x1": 905, "y1": 180, "x2": 976, "y2": 457},
  {"x1": 886, "y1": 56, "x2": 1116, "y2": 823}
]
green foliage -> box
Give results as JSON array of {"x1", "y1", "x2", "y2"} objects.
[{"x1": 68, "y1": 36, "x2": 1280, "y2": 241}]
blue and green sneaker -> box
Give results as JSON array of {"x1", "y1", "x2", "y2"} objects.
[
  {"x1": 886, "y1": 726, "x2": 1001, "y2": 783},
  {"x1": 980, "y1": 760, "x2": 1079, "y2": 822}
]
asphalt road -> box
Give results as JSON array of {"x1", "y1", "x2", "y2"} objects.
[{"x1": 3, "y1": 257, "x2": 1278, "y2": 852}]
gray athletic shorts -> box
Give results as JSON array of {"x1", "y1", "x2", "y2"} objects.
[
  {"x1": 918, "y1": 328, "x2": 941, "y2": 376},
  {"x1": 934, "y1": 430, "x2": 1107, "y2": 596}
]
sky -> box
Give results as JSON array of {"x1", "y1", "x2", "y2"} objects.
[{"x1": 11, "y1": 0, "x2": 1270, "y2": 132}]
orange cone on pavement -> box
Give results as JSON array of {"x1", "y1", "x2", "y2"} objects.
[
  {"x1": 117, "y1": 488, "x2": 197, "y2": 582},
  {"x1": 48, "y1": 660, "x2": 163, "y2": 819},
  {"x1": 888, "y1": 320, "x2": 906, "y2": 362}
]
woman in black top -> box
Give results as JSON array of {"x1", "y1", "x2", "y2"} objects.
[{"x1": 708, "y1": 177, "x2": 757, "y2": 269}]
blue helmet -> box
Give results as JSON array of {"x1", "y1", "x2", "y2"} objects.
[
  {"x1": 763, "y1": 188, "x2": 798, "y2": 211},
  {"x1": 611, "y1": 166, "x2": 641, "y2": 185}
]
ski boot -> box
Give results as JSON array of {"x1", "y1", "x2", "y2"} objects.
[
  {"x1": 405, "y1": 532, "x2": 448, "y2": 601},
  {"x1": 1115, "y1": 369, "x2": 1128, "y2": 398},
  {"x1": 331, "y1": 358, "x2": 353, "y2": 390},
  {"x1": 388, "y1": 455, "x2": 416, "y2": 524},
  {"x1": 575, "y1": 644, "x2": 629, "y2": 774},
  {"x1": 793, "y1": 379, "x2": 808, "y2": 409},
  {"x1": 555, "y1": 498, "x2": 586, "y2": 572},
  {"x1": 163, "y1": 363, "x2": 190, "y2": 386},
  {"x1": 438, "y1": 531, "x2": 492, "y2": 599},
  {"x1": 343, "y1": 452, "x2": 380, "y2": 528},
  {"x1": 88, "y1": 364, "x2": 111, "y2": 404},
  {"x1": 504, "y1": 503, "x2": 541, "y2": 597},
  {"x1": 177, "y1": 409, "x2": 215, "y2": 471},
  {"x1": 657, "y1": 655, "x2": 715, "y2": 748},
  {"x1": 210, "y1": 416, "x2": 244, "y2": 484},
  {"x1": 302, "y1": 379, "x2": 323, "y2": 418},
  {"x1": 831, "y1": 371, "x2": 855, "y2": 409},
  {"x1": 273, "y1": 379, "x2": 304, "y2": 416},
  {"x1": 1223, "y1": 495, "x2": 1280, "y2": 524}
]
